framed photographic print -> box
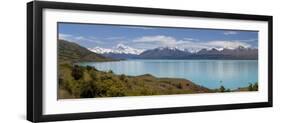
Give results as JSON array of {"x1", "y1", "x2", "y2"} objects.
[{"x1": 27, "y1": 1, "x2": 273, "y2": 122}]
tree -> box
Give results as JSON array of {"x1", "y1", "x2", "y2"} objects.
[
  {"x1": 120, "y1": 74, "x2": 126, "y2": 81},
  {"x1": 80, "y1": 81, "x2": 98, "y2": 98},
  {"x1": 176, "y1": 83, "x2": 184, "y2": 89},
  {"x1": 86, "y1": 65, "x2": 92, "y2": 71},
  {"x1": 71, "y1": 65, "x2": 83, "y2": 80},
  {"x1": 108, "y1": 70, "x2": 114, "y2": 74},
  {"x1": 219, "y1": 86, "x2": 225, "y2": 92},
  {"x1": 225, "y1": 89, "x2": 231, "y2": 92},
  {"x1": 248, "y1": 83, "x2": 253, "y2": 91},
  {"x1": 58, "y1": 77, "x2": 63, "y2": 86},
  {"x1": 253, "y1": 83, "x2": 258, "y2": 91}
]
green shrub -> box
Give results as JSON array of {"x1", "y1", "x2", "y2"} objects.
[
  {"x1": 71, "y1": 65, "x2": 83, "y2": 80},
  {"x1": 248, "y1": 83, "x2": 253, "y2": 91},
  {"x1": 219, "y1": 86, "x2": 225, "y2": 92},
  {"x1": 120, "y1": 74, "x2": 126, "y2": 81},
  {"x1": 175, "y1": 83, "x2": 183, "y2": 89},
  {"x1": 108, "y1": 70, "x2": 114, "y2": 74},
  {"x1": 226, "y1": 89, "x2": 231, "y2": 92},
  {"x1": 253, "y1": 82, "x2": 258, "y2": 91},
  {"x1": 86, "y1": 65, "x2": 92, "y2": 71},
  {"x1": 79, "y1": 80, "x2": 101, "y2": 98}
]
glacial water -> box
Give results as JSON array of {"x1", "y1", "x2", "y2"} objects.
[{"x1": 79, "y1": 60, "x2": 258, "y2": 89}]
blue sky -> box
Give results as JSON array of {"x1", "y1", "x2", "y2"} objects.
[{"x1": 58, "y1": 22, "x2": 258, "y2": 50}]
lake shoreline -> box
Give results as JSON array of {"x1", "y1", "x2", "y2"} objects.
[{"x1": 78, "y1": 59, "x2": 258, "y2": 90}]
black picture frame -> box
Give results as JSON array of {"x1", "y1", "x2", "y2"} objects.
[{"x1": 27, "y1": 1, "x2": 273, "y2": 122}]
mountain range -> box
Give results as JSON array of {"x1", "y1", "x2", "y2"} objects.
[
  {"x1": 89, "y1": 44, "x2": 143, "y2": 59},
  {"x1": 89, "y1": 44, "x2": 258, "y2": 60}
]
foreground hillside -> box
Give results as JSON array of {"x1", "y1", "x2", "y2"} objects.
[
  {"x1": 58, "y1": 63, "x2": 258, "y2": 99},
  {"x1": 58, "y1": 64, "x2": 212, "y2": 99}
]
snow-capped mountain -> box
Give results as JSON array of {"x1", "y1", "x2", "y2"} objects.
[
  {"x1": 89, "y1": 44, "x2": 143, "y2": 55},
  {"x1": 139, "y1": 47, "x2": 190, "y2": 59},
  {"x1": 182, "y1": 48, "x2": 200, "y2": 53},
  {"x1": 90, "y1": 45, "x2": 257, "y2": 60},
  {"x1": 139, "y1": 46, "x2": 258, "y2": 60},
  {"x1": 113, "y1": 44, "x2": 143, "y2": 55},
  {"x1": 89, "y1": 47, "x2": 113, "y2": 54}
]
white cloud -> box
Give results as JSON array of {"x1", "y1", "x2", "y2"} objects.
[
  {"x1": 120, "y1": 26, "x2": 155, "y2": 30},
  {"x1": 58, "y1": 33, "x2": 103, "y2": 44},
  {"x1": 177, "y1": 40, "x2": 251, "y2": 50},
  {"x1": 133, "y1": 35, "x2": 177, "y2": 47},
  {"x1": 59, "y1": 33, "x2": 73, "y2": 41},
  {"x1": 203, "y1": 40, "x2": 250, "y2": 49},
  {"x1": 105, "y1": 36, "x2": 126, "y2": 40},
  {"x1": 239, "y1": 39, "x2": 258, "y2": 42},
  {"x1": 177, "y1": 40, "x2": 209, "y2": 49},
  {"x1": 223, "y1": 31, "x2": 238, "y2": 35},
  {"x1": 183, "y1": 37, "x2": 199, "y2": 41},
  {"x1": 59, "y1": 33, "x2": 78, "y2": 42},
  {"x1": 59, "y1": 34, "x2": 253, "y2": 51},
  {"x1": 133, "y1": 35, "x2": 252, "y2": 50}
]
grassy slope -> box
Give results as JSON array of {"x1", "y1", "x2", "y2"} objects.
[
  {"x1": 58, "y1": 40, "x2": 114, "y2": 63},
  {"x1": 58, "y1": 64, "x2": 211, "y2": 99}
]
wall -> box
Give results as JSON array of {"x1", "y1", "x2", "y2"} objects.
[{"x1": 0, "y1": 0, "x2": 279, "y2": 123}]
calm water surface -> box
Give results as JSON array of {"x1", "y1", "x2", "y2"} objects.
[{"x1": 79, "y1": 60, "x2": 258, "y2": 89}]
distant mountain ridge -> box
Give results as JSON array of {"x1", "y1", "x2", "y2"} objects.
[
  {"x1": 90, "y1": 45, "x2": 258, "y2": 60},
  {"x1": 188, "y1": 46, "x2": 258, "y2": 60},
  {"x1": 139, "y1": 47, "x2": 189, "y2": 59},
  {"x1": 138, "y1": 46, "x2": 258, "y2": 60}
]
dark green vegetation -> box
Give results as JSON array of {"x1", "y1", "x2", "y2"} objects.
[
  {"x1": 58, "y1": 40, "x2": 258, "y2": 99},
  {"x1": 214, "y1": 83, "x2": 258, "y2": 93},
  {"x1": 59, "y1": 64, "x2": 212, "y2": 99},
  {"x1": 234, "y1": 82, "x2": 258, "y2": 92},
  {"x1": 59, "y1": 64, "x2": 258, "y2": 99}
]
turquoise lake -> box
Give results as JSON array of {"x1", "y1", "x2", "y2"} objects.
[{"x1": 79, "y1": 60, "x2": 258, "y2": 89}]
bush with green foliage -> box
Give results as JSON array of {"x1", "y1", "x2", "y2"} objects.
[
  {"x1": 248, "y1": 83, "x2": 253, "y2": 91},
  {"x1": 71, "y1": 65, "x2": 83, "y2": 80},
  {"x1": 246, "y1": 82, "x2": 258, "y2": 91},
  {"x1": 120, "y1": 74, "x2": 126, "y2": 81},
  {"x1": 108, "y1": 70, "x2": 114, "y2": 74},
  {"x1": 219, "y1": 86, "x2": 225, "y2": 92},
  {"x1": 253, "y1": 82, "x2": 258, "y2": 91}
]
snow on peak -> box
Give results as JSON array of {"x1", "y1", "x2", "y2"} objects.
[
  {"x1": 88, "y1": 47, "x2": 112, "y2": 54},
  {"x1": 215, "y1": 47, "x2": 224, "y2": 51},
  {"x1": 183, "y1": 48, "x2": 200, "y2": 53},
  {"x1": 90, "y1": 44, "x2": 143, "y2": 55},
  {"x1": 116, "y1": 43, "x2": 127, "y2": 49},
  {"x1": 113, "y1": 43, "x2": 143, "y2": 54}
]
